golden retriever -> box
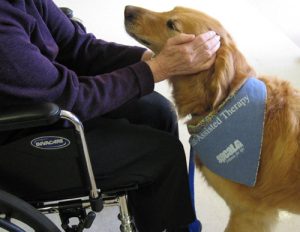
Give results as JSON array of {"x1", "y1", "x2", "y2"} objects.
[{"x1": 124, "y1": 5, "x2": 300, "y2": 232}]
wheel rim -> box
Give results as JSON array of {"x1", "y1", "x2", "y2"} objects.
[{"x1": 0, "y1": 189, "x2": 61, "y2": 232}]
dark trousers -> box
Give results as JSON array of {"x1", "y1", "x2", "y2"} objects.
[{"x1": 83, "y1": 92, "x2": 195, "y2": 232}]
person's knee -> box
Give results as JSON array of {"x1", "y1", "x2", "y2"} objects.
[
  {"x1": 142, "y1": 92, "x2": 179, "y2": 136},
  {"x1": 104, "y1": 91, "x2": 179, "y2": 135}
]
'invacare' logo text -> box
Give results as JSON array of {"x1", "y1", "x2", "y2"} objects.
[
  {"x1": 31, "y1": 136, "x2": 70, "y2": 150},
  {"x1": 216, "y1": 139, "x2": 245, "y2": 164}
]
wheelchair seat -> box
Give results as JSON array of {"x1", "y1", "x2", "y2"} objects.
[{"x1": 0, "y1": 103, "x2": 137, "y2": 232}]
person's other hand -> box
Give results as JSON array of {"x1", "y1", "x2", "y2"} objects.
[{"x1": 146, "y1": 31, "x2": 220, "y2": 83}]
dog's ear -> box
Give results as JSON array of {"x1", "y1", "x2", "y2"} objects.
[
  {"x1": 209, "y1": 35, "x2": 254, "y2": 109},
  {"x1": 209, "y1": 37, "x2": 235, "y2": 108}
]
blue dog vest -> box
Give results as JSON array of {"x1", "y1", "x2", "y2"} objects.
[{"x1": 188, "y1": 77, "x2": 267, "y2": 186}]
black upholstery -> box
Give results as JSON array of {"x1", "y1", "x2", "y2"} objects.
[
  {"x1": 0, "y1": 103, "x2": 60, "y2": 131},
  {"x1": 0, "y1": 128, "x2": 89, "y2": 202}
]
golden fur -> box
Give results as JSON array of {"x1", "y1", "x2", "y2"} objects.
[{"x1": 125, "y1": 6, "x2": 300, "y2": 232}]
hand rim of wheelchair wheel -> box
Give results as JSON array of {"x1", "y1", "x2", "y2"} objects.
[{"x1": 0, "y1": 189, "x2": 61, "y2": 232}]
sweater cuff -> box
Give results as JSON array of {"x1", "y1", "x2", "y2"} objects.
[
  {"x1": 129, "y1": 61, "x2": 154, "y2": 96},
  {"x1": 126, "y1": 46, "x2": 148, "y2": 64}
]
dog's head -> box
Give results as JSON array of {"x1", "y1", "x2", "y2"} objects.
[{"x1": 125, "y1": 6, "x2": 255, "y2": 118}]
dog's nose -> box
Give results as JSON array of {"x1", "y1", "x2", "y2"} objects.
[{"x1": 125, "y1": 5, "x2": 137, "y2": 22}]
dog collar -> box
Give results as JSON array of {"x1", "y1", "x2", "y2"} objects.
[{"x1": 188, "y1": 77, "x2": 267, "y2": 186}]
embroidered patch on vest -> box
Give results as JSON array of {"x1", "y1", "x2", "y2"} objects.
[{"x1": 188, "y1": 77, "x2": 267, "y2": 186}]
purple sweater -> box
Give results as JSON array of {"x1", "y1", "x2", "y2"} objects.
[{"x1": 0, "y1": 0, "x2": 154, "y2": 121}]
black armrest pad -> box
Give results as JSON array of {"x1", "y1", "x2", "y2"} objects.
[{"x1": 0, "y1": 103, "x2": 61, "y2": 131}]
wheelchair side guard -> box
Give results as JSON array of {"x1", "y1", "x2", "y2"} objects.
[
  {"x1": 0, "y1": 103, "x2": 99, "y2": 202},
  {"x1": 0, "y1": 128, "x2": 89, "y2": 201}
]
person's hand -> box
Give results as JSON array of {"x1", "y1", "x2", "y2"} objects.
[{"x1": 146, "y1": 31, "x2": 220, "y2": 83}]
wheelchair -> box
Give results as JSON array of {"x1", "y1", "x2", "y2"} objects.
[{"x1": 0, "y1": 102, "x2": 137, "y2": 232}]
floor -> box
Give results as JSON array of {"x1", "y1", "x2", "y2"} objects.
[{"x1": 50, "y1": 0, "x2": 300, "y2": 231}]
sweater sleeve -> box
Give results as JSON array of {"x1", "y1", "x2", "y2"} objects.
[
  {"x1": 38, "y1": 0, "x2": 146, "y2": 75},
  {"x1": 0, "y1": 1, "x2": 154, "y2": 121}
]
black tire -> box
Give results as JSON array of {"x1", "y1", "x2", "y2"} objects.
[{"x1": 0, "y1": 189, "x2": 61, "y2": 232}]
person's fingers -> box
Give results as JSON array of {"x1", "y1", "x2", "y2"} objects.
[
  {"x1": 197, "y1": 31, "x2": 217, "y2": 44},
  {"x1": 192, "y1": 34, "x2": 220, "y2": 51},
  {"x1": 191, "y1": 38, "x2": 220, "y2": 72},
  {"x1": 209, "y1": 38, "x2": 221, "y2": 55},
  {"x1": 168, "y1": 33, "x2": 195, "y2": 45},
  {"x1": 190, "y1": 34, "x2": 220, "y2": 68},
  {"x1": 205, "y1": 35, "x2": 221, "y2": 51}
]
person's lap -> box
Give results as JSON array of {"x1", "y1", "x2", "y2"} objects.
[
  {"x1": 83, "y1": 91, "x2": 180, "y2": 189},
  {"x1": 83, "y1": 92, "x2": 195, "y2": 231}
]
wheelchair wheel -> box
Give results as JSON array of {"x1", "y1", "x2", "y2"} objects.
[{"x1": 0, "y1": 189, "x2": 61, "y2": 232}]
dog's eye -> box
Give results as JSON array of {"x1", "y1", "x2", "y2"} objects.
[{"x1": 166, "y1": 19, "x2": 179, "y2": 31}]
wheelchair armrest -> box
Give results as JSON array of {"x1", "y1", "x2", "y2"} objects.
[{"x1": 0, "y1": 103, "x2": 61, "y2": 131}]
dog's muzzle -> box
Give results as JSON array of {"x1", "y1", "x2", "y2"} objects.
[
  {"x1": 124, "y1": 6, "x2": 151, "y2": 47},
  {"x1": 124, "y1": 5, "x2": 139, "y2": 23}
]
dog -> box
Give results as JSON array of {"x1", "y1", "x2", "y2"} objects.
[{"x1": 124, "y1": 5, "x2": 300, "y2": 232}]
